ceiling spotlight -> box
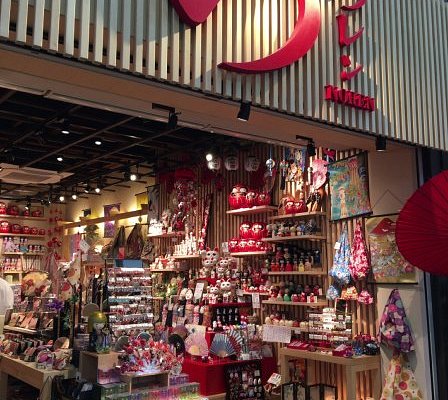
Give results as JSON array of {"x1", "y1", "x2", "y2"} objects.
[
  {"x1": 167, "y1": 111, "x2": 178, "y2": 130},
  {"x1": 237, "y1": 102, "x2": 251, "y2": 122},
  {"x1": 376, "y1": 136, "x2": 387, "y2": 152},
  {"x1": 84, "y1": 184, "x2": 91, "y2": 194},
  {"x1": 59, "y1": 194, "x2": 65, "y2": 202},
  {"x1": 57, "y1": 156, "x2": 63, "y2": 162},
  {"x1": 95, "y1": 186, "x2": 101, "y2": 194},
  {"x1": 95, "y1": 139, "x2": 102, "y2": 146},
  {"x1": 61, "y1": 119, "x2": 70, "y2": 135},
  {"x1": 124, "y1": 169, "x2": 131, "y2": 181},
  {"x1": 25, "y1": 197, "x2": 31, "y2": 210},
  {"x1": 307, "y1": 141, "x2": 316, "y2": 157},
  {"x1": 130, "y1": 173, "x2": 137, "y2": 181},
  {"x1": 71, "y1": 193, "x2": 78, "y2": 200},
  {"x1": 206, "y1": 153, "x2": 213, "y2": 162}
]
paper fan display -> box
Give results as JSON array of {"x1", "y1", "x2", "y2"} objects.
[
  {"x1": 227, "y1": 330, "x2": 244, "y2": 356},
  {"x1": 396, "y1": 170, "x2": 448, "y2": 275},
  {"x1": 185, "y1": 333, "x2": 209, "y2": 357},
  {"x1": 312, "y1": 159, "x2": 328, "y2": 190},
  {"x1": 114, "y1": 336, "x2": 130, "y2": 352},
  {"x1": 210, "y1": 333, "x2": 236, "y2": 358},
  {"x1": 169, "y1": 334, "x2": 186, "y2": 355}
]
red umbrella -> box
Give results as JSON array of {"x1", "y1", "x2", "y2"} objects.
[{"x1": 396, "y1": 170, "x2": 448, "y2": 275}]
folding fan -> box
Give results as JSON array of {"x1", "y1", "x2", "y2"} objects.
[
  {"x1": 210, "y1": 333, "x2": 236, "y2": 358},
  {"x1": 227, "y1": 330, "x2": 244, "y2": 356},
  {"x1": 172, "y1": 325, "x2": 189, "y2": 340},
  {"x1": 396, "y1": 170, "x2": 448, "y2": 275},
  {"x1": 185, "y1": 333, "x2": 209, "y2": 357}
]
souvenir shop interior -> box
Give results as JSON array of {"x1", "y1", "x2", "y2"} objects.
[{"x1": 0, "y1": 90, "x2": 426, "y2": 400}]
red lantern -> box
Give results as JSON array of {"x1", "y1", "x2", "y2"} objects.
[
  {"x1": 251, "y1": 222, "x2": 267, "y2": 240},
  {"x1": 0, "y1": 221, "x2": 10, "y2": 233},
  {"x1": 22, "y1": 226, "x2": 30, "y2": 234},
  {"x1": 256, "y1": 192, "x2": 271, "y2": 206},
  {"x1": 229, "y1": 238, "x2": 240, "y2": 253},
  {"x1": 228, "y1": 184, "x2": 248, "y2": 209},
  {"x1": 0, "y1": 203, "x2": 6, "y2": 215},
  {"x1": 239, "y1": 221, "x2": 253, "y2": 239},
  {"x1": 246, "y1": 189, "x2": 258, "y2": 208},
  {"x1": 11, "y1": 224, "x2": 21, "y2": 234}
]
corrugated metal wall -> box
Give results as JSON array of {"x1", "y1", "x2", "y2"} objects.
[{"x1": 0, "y1": 0, "x2": 447, "y2": 150}]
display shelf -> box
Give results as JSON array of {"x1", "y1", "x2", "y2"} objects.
[
  {"x1": 148, "y1": 231, "x2": 185, "y2": 238},
  {"x1": 3, "y1": 325, "x2": 39, "y2": 335},
  {"x1": 226, "y1": 205, "x2": 278, "y2": 215},
  {"x1": 263, "y1": 324, "x2": 309, "y2": 333},
  {"x1": 242, "y1": 291, "x2": 269, "y2": 297},
  {"x1": 173, "y1": 254, "x2": 201, "y2": 259},
  {"x1": 152, "y1": 296, "x2": 165, "y2": 300},
  {"x1": 0, "y1": 214, "x2": 47, "y2": 221},
  {"x1": 262, "y1": 235, "x2": 326, "y2": 243},
  {"x1": 1, "y1": 270, "x2": 22, "y2": 274},
  {"x1": 262, "y1": 300, "x2": 328, "y2": 307},
  {"x1": 230, "y1": 251, "x2": 269, "y2": 257},
  {"x1": 268, "y1": 211, "x2": 327, "y2": 221},
  {"x1": 1, "y1": 252, "x2": 45, "y2": 256},
  {"x1": 207, "y1": 302, "x2": 252, "y2": 308},
  {"x1": 0, "y1": 233, "x2": 45, "y2": 239},
  {"x1": 267, "y1": 270, "x2": 326, "y2": 276},
  {"x1": 149, "y1": 268, "x2": 188, "y2": 273}
]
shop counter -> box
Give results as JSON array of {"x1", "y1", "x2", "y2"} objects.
[
  {"x1": 278, "y1": 347, "x2": 381, "y2": 400},
  {"x1": 0, "y1": 354, "x2": 74, "y2": 400}
]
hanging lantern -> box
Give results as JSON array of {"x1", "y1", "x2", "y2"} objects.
[
  {"x1": 207, "y1": 157, "x2": 222, "y2": 171},
  {"x1": 224, "y1": 154, "x2": 239, "y2": 171},
  {"x1": 245, "y1": 156, "x2": 260, "y2": 172}
]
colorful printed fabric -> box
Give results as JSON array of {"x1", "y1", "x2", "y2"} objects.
[
  {"x1": 378, "y1": 289, "x2": 415, "y2": 353},
  {"x1": 349, "y1": 221, "x2": 370, "y2": 280},
  {"x1": 329, "y1": 228, "x2": 352, "y2": 285},
  {"x1": 358, "y1": 289, "x2": 374, "y2": 305},
  {"x1": 326, "y1": 284, "x2": 341, "y2": 300},
  {"x1": 341, "y1": 286, "x2": 359, "y2": 301},
  {"x1": 380, "y1": 354, "x2": 423, "y2": 400}
]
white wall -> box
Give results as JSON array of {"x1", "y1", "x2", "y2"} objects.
[{"x1": 369, "y1": 147, "x2": 432, "y2": 399}]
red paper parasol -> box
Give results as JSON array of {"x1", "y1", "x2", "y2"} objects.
[{"x1": 396, "y1": 170, "x2": 448, "y2": 275}]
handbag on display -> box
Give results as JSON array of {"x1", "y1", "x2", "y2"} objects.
[
  {"x1": 349, "y1": 221, "x2": 370, "y2": 280},
  {"x1": 380, "y1": 354, "x2": 423, "y2": 400},
  {"x1": 329, "y1": 227, "x2": 352, "y2": 286}
]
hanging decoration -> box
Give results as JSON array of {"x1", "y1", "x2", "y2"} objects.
[
  {"x1": 328, "y1": 227, "x2": 352, "y2": 286},
  {"x1": 328, "y1": 153, "x2": 372, "y2": 221},
  {"x1": 244, "y1": 155, "x2": 260, "y2": 172},
  {"x1": 224, "y1": 154, "x2": 239, "y2": 171},
  {"x1": 396, "y1": 170, "x2": 448, "y2": 275},
  {"x1": 198, "y1": 194, "x2": 213, "y2": 251},
  {"x1": 171, "y1": 167, "x2": 198, "y2": 233},
  {"x1": 103, "y1": 203, "x2": 121, "y2": 238},
  {"x1": 349, "y1": 221, "x2": 370, "y2": 280},
  {"x1": 207, "y1": 157, "x2": 222, "y2": 171},
  {"x1": 285, "y1": 147, "x2": 307, "y2": 183}
]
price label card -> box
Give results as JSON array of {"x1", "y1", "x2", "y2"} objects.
[
  {"x1": 252, "y1": 293, "x2": 261, "y2": 309},
  {"x1": 79, "y1": 239, "x2": 90, "y2": 253},
  {"x1": 262, "y1": 325, "x2": 292, "y2": 344},
  {"x1": 194, "y1": 282, "x2": 205, "y2": 300},
  {"x1": 267, "y1": 373, "x2": 282, "y2": 386},
  {"x1": 334, "y1": 241, "x2": 341, "y2": 250}
]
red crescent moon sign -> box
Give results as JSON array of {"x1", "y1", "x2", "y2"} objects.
[
  {"x1": 170, "y1": 0, "x2": 220, "y2": 27},
  {"x1": 219, "y1": 0, "x2": 321, "y2": 74}
]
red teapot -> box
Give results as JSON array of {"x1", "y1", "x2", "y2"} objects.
[
  {"x1": 7, "y1": 205, "x2": 19, "y2": 216},
  {"x1": 22, "y1": 226, "x2": 31, "y2": 234},
  {"x1": 228, "y1": 184, "x2": 248, "y2": 209},
  {"x1": 0, "y1": 202, "x2": 6, "y2": 215},
  {"x1": 11, "y1": 224, "x2": 21, "y2": 234},
  {"x1": 0, "y1": 221, "x2": 10, "y2": 233},
  {"x1": 256, "y1": 192, "x2": 271, "y2": 206},
  {"x1": 245, "y1": 189, "x2": 258, "y2": 208},
  {"x1": 239, "y1": 221, "x2": 253, "y2": 239}
]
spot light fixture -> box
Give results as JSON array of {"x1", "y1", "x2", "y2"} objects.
[
  {"x1": 237, "y1": 102, "x2": 251, "y2": 122},
  {"x1": 61, "y1": 119, "x2": 70, "y2": 135},
  {"x1": 307, "y1": 141, "x2": 316, "y2": 157},
  {"x1": 57, "y1": 156, "x2": 63, "y2": 162},
  {"x1": 167, "y1": 111, "x2": 178, "y2": 130},
  {"x1": 59, "y1": 194, "x2": 65, "y2": 202},
  {"x1": 95, "y1": 139, "x2": 102, "y2": 146},
  {"x1": 376, "y1": 136, "x2": 387, "y2": 152}
]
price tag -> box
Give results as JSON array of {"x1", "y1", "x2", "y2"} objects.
[
  {"x1": 267, "y1": 373, "x2": 282, "y2": 387},
  {"x1": 252, "y1": 293, "x2": 261, "y2": 309},
  {"x1": 263, "y1": 325, "x2": 292, "y2": 344},
  {"x1": 194, "y1": 282, "x2": 205, "y2": 300},
  {"x1": 79, "y1": 239, "x2": 90, "y2": 253},
  {"x1": 334, "y1": 241, "x2": 341, "y2": 250}
]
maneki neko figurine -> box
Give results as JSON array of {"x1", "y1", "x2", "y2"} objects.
[{"x1": 88, "y1": 311, "x2": 111, "y2": 354}]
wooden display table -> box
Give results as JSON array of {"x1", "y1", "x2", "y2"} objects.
[
  {"x1": 0, "y1": 354, "x2": 74, "y2": 400},
  {"x1": 279, "y1": 348, "x2": 381, "y2": 400},
  {"x1": 120, "y1": 370, "x2": 169, "y2": 392},
  {"x1": 79, "y1": 351, "x2": 120, "y2": 384}
]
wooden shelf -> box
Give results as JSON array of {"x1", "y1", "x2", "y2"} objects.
[
  {"x1": 1, "y1": 252, "x2": 45, "y2": 256},
  {"x1": 0, "y1": 233, "x2": 45, "y2": 239},
  {"x1": 148, "y1": 231, "x2": 185, "y2": 238},
  {"x1": 60, "y1": 205, "x2": 148, "y2": 229},
  {"x1": 2, "y1": 270, "x2": 23, "y2": 274},
  {"x1": 230, "y1": 251, "x2": 269, "y2": 257},
  {"x1": 3, "y1": 326, "x2": 39, "y2": 335},
  {"x1": 226, "y1": 205, "x2": 278, "y2": 215},
  {"x1": 242, "y1": 291, "x2": 269, "y2": 297},
  {"x1": 152, "y1": 296, "x2": 165, "y2": 300},
  {"x1": 0, "y1": 214, "x2": 46, "y2": 221},
  {"x1": 149, "y1": 268, "x2": 188, "y2": 273},
  {"x1": 263, "y1": 324, "x2": 309, "y2": 333},
  {"x1": 262, "y1": 235, "x2": 326, "y2": 243},
  {"x1": 269, "y1": 211, "x2": 327, "y2": 221},
  {"x1": 173, "y1": 254, "x2": 201, "y2": 260},
  {"x1": 267, "y1": 270, "x2": 326, "y2": 276},
  {"x1": 262, "y1": 300, "x2": 328, "y2": 307},
  {"x1": 208, "y1": 302, "x2": 252, "y2": 308}
]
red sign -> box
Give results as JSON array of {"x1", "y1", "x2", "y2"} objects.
[
  {"x1": 325, "y1": 85, "x2": 375, "y2": 112},
  {"x1": 170, "y1": 0, "x2": 321, "y2": 74}
]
